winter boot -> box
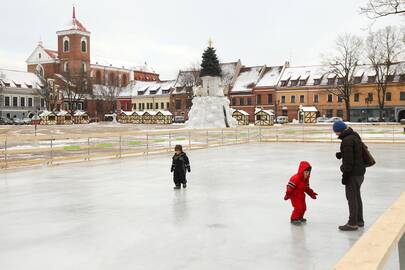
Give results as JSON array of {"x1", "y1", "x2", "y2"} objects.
[
  {"x1": 358, "y1": 221, "x2": 364, "y2": 227},
  {"x1": 338, "y1": 223, "x2": 358, "y2": 231},
  {"x1": 291, "y1": 220, "x2": 302, "y2": 226},
  {"x1": 183, "y1": 183, "x2": 187, "y2": 189},
  {"x1": 173, "y1": 186, "x2": 181, "y2": 190},
  {"x1": 300, "y1": 218, "x2": 307, "y2": 223}
]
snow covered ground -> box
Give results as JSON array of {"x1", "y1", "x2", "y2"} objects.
[{"x1": 0, "y1": 143, "x2": 404, "y2": 270}]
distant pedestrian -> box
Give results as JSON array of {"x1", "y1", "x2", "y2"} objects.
[
  {"x1": 333, "y1": 121, "x2": 366, "y2": 231},
  {"x1": 284, "y1": 161, "x2": 318, "y2": 225},
  {"x1": 171, "y1": 145, "x2": 191, "y2": 189}
]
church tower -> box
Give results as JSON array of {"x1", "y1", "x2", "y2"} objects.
[{"x1": 56, "y1": 7, "x2": 91, "y2": 80}]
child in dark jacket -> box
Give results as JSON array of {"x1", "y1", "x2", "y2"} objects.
[
  {"x1": 284, "y1": 161, "x2": 318, "y2": 225},
  {"x1": 171, "y1": 145, "x2": 191, "y2": 189}
]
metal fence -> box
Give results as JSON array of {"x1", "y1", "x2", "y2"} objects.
[{"x1": 1, "y1": 124, "x2": 404, "y2": 169}]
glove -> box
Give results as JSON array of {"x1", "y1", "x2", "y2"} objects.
[
  {"x1": 188, "y1": 168, "x2": 191, "y2": 173},
  {"x1": 310, "y1": 192, "x2": 318, "y2": 200},
  {"x1": 341, "y1": 172, "x2": 350, "y2": 185},
  {"x1": 284, "y1": 194, "x2": 290, "y2": 201},
  {"x1": 336, "y1": 152, "x2": 342, "y2": 160}
]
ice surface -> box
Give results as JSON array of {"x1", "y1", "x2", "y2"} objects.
[{"x1": 0, "y1": 143, "x2": 404, "y2": 270}]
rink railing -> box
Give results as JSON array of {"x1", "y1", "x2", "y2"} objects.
[
  {"x1": 334, "y1": 192, "x2": 405, "y2": 270},
  {"x1": 0, "y1": 124, "x2": 404, "y2": 169}
]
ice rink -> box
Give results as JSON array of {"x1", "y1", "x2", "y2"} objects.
[{"x1": 0, "y1": 143, "x2": 404, "y2": 270}]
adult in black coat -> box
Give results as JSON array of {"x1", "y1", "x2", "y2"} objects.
[
  {"x1": 171, "y1": 145, "x2": 191, "y2": 189},
  {"x1": 333, "y1": 121, "x2": 366, "y2": 231}
]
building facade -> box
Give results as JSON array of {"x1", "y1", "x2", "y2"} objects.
[{"x1": 0, "y1": 69, "x2": 46, "y2": 119}]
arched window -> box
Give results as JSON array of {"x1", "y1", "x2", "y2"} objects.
[
  {"x1": 81, "y1": 37, "x2": 87, "y2": 53},
  {"x1": 63, "y1": 36, "x2": 70, "y2": 52},
  {"x1": 109, "y1": 73, "x2": 116, "y2": 86},
  {"x1": 38, "y1": 53, "x2": 42, "y2": 59},
  {"x1": 36, "y1": 64, "x2": 44, "y2": 77},
  {"x1": 81, "y1": 62, "x2": 87, "y2": 72},
  {"x1": 95, "y1": 70, "x2": 102, "y2": 84},
  {"x1": 63, "y1": 62, "x2": 69, "y2": 73}
]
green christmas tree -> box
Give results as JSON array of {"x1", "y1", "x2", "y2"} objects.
[{"x1": 200, "y1": 43, "x2": 222, "y2": 77}]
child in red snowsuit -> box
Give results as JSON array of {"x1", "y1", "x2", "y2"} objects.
[{"x1": 284, "y1": 161, "x2": 318, "y2": 225}]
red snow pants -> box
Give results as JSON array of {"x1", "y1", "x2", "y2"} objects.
[{"x1": 290, "y1": 195, "x2": 306, "y2": 220}]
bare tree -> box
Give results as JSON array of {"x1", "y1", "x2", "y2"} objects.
[
  {"x1": 323, "y1": 34, "x2": 363, "y2": 121},
  {"x1": 60, "y1": 69, "x2": 92, "y2": 112},
  {"x1": 366, "y1": 26, "x2": 404, "y2": 121},
  {"x1": 93, "y1": 81, "x2": 122, "y2": 118},
  {"x1": 361, "y1": 0, "x2": 405, "y2": 19},
  {"x1": 36, "y1": 72, "x2": 59, "y2": 111}
]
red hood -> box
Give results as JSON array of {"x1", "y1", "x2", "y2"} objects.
[{"x1": 297, "y1": 161, "x2": 312, "y2": 177}]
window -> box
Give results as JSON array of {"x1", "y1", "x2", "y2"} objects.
[
  {"x1": 386, "y1": 92, "x2": 392, "y2": 102},
  {"x1": 313, "y1": 79, "x2": 321, "y2": 85},
  {"x1": 232, "y1": 98, "x2": 237, "y2": 106},
  {"x1": 281, "y1": 96, "x2": 286, "y2": 104},
  {"x1": 386, "y1": 75, "x2": 394, "y2": 82},
  {"x1": 64, "y1": 62, "x2": 69, "y2": 73},
  {"x1": 41, "y1": 98, "x2": 45, "y2": 108},
  {"x1": 81, "y1": 37, "x2": 87, "y2": 52},
  {"x1": 77, "y1": 103, "x2": 83, "y2": 111},
  {"x1": 161, "y1": 102, "x2": 164, "y2": 109},
  {"x1": 28, "y1": 97, "x2": 33, "y2": 107},
  {"x1": 354, "y1": 93, "x2": 360, "y2": 102},
  {"x1": 239, "y1": 97, "x2": 244, "y2": 106},
  {"x1": 155, "y1": 103, "x2": 159, "y2": 110},
  {"x1": 290, "y1": 80, "x2": 298, "y2": 87},
  {"x1": 327, "y1": 94, "x2": 333, "y2": 103},
  {"x1": 5, "y1": 96, "x2": 10, "y2": 107},
  {"x1": 338, "y1": 96, "x2": 343, "y2": 103},
  {"x1": 400, "y1": 75, "x2": 405, "y2": 82},
  {"x1": 38, "y1": 53, "x2": 42, "y2": 59},
  {"x1": 337, "y1": 78, "x2": 344, "y2": 85},
  {"x1": 175, "y1": 99, "x2": 181, "y2": 110},
  {"x1": 166, "y1": 102, "x2": 170, "y2": 109},
  {"x1": 290, "y1": 96, "x2": 296, "y2": 104},
  {"x1": 280, "y1": 81, "x2": 288, "y2": 87},
  {"x1": 326, "y1": 109, "x2": 333, "y2": 118},
  {"x1": 133, "y1": 103, "x2": 137, "y2": 110},
  {"x1": 268, "y1": 94, "x2": 273, "y2": 104},
  {"x1": 314, "y1": 94, "x2": 319, "y2": 103},
  {"x1": 400, "y1": 92, "x2": 405, "y2": 101},
  {"x1": 256, "y1": 95, "x2": 262, "y2": 105},
  {"x1": 337, "y1": 110, "x2": 344, "y2": 118},
  {"x1": 367, "y1": 92, "x2": 373, "y2": 102},
  {"x1": 146, "y1": 103, "x2": 150, "y2": 110},
  {"x1": 327, "y1": 78, "x2": 335, "y2": 85},
  {"x1": 299, "y1": 80, "x2": 306, "y2": 86},
  {"x1": 11, "y1": 96, "x2": 18, "y2": 107},
  {"x1": 300, "y1": 95, "x2": 305, "y2": 103},
  {"x1": 247, "y1": 97, "x2": 252, "y2": 106},
  {"x1": 354, "y1": 77, "x2": 362, "y2": 84},
  {"x1": 368, "y1": 76, "x2": 375, "y2": 83},
  {"x1": 81, "y1": 62, "x2": 87, "y2": 72},
  {"x1": 20, "y1": 97, "x2": 25, "y2": 107},
  {"x1": 63, "y1": 36, "x2": 70, "y2": 52}
]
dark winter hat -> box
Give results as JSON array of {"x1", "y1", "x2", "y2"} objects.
[
  {"x1": 333, "y1": 121, "x2": 347, "y2": 132},
  {"x1": 305, "y1": 167, "x2": 312, "y2": 172}
]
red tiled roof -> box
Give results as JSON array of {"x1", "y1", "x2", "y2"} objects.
[{"x1": 44, "y1": 48, "x2": 58, "y2": 59}]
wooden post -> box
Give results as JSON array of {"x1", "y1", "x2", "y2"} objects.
[{"x1": 399, "y1": 233, "x2": 405, "y2": 270}]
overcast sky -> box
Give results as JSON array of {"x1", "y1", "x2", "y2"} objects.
[{"x1": 0, "y1": 0, "x2": 403, "y2": 79}]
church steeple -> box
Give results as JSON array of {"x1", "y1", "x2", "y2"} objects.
[{"x1": 72, "y1": 6, "x2": 76, "y2": 19}]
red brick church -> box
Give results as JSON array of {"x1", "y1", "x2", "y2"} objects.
[{"x1": 26, "y1": 7, "x2": 159, "y2": 120}]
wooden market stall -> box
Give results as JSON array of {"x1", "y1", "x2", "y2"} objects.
[
  {"x1": 142, "y1": 111, "x2": 156, "y2": 124},
  {"x1": 232, "y1": 109, "x2": 250, "y2": 125},
  {"x1": 299, "y1": 106, "x2": 318, "y2": 124},
  {"x1": 117, "y1": 111, "x2": 133, "y2": 124},
  {"x1": 56, "y1": 110, "x2": 73, "y2": 125},
  {"x1": 132, "y1": 111, "x2": 143, "y2": 124},
  {"x1": 73, "y1": 111, "x2": 90, "y2": 124},
  {"x1": 39, "y1": 111, "x2": 57, "y2": 125},
  {"x1": 254, "y1": 108, "x2": 275, "y2": 126},
  {"x1": 155, "y1": 110, "x2": 173, "y2": 125}
]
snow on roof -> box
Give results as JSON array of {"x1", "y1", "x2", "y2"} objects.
[
  {"x1": 255, "y1": 108, "x2": 274, "y2": 115},
  {"x1": 39, "y1": 110, "x2": 56, "y2": 117},
  {"x1": 278, "y1": 66, "x2": 330, "y2": 87},
  {"x1": 74, "y1": 110, "x2": 88, "y2": 116},
  {"x1": 231, "y1": 66, "x2": 264, "y2": 93},
  {"x1": 220, "y1": 62, "x2": 238, "y2": 86},
  {"x1": 158, "y1": 110, "x2": 173, "y2": 116},
  {"x1": 119, "y1": 80, "x2": 175, "y2": 97},
  {"x1": 300, "y1": 106, "x2": 318, "y2": 112},
  {"x1": 56, "y1": 110, "x2": 72, "y2": 116},
  {"x1": 256, "y1": 66, "x2": 283, "y2": 87},
  {"x1": 234, "y1": 109, "x2": 249, "y2": 116},
  {"x1": 0, "y1": 69, "x2": 42, "y2": 88},
  {"x1": 59, "y1": 7, "x2": 88, "y2": 33}
]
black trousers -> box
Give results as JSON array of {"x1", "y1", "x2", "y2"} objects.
[{"x1": 345, "y1": 175, "x2": 364, "y2": 226}]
